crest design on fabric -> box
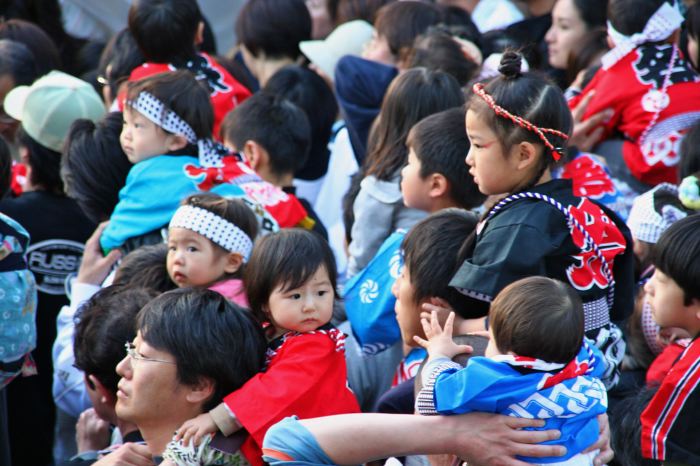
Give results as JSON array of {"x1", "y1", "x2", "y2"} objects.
[
  {"x1": 561, "y1": 157, "x2": 617, "y2": 200},
  {"x1": 181, "y1": 54, "x2": 232, "y2": 96},
  {"x1": 566, "y1": 199, "x2": 626, "y2": 291},
  {"x1": 633, "y1": 47, "x2": 696, "y2": 88},
  {"x1": 359, "y1": 279, "x2": 379, "y2": 304}
]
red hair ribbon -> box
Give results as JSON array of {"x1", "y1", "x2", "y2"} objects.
[{"x1": 472, "y1": 82, "x2": 569, "y2": 161}]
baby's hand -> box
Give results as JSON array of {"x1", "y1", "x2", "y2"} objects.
[
  {"x1": 413, "y1": 311, "x2": 472, "y2": 360},
  {"x1": 174, "y1": 413, "x2": 218, "y2": 447}
]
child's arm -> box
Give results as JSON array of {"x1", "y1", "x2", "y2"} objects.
[{"x1": 174, "y1": 404, "x2": 243, "y2": 446}]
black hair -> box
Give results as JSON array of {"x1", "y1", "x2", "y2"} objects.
[
  {"x1": 222, "y1": 92, "x2": 311, "y2": 178},
  {"x1": 401, "y1": 209, "x2": 478, "y2": 317},
  {"x1": 114, "y1": 243, "x2": 177, "y2": 293},
  {"x1": 245, "y1": 229, "x2": 337, "y2": 325},
  {"x1": 653, "y1": 214, "x2": 700, "y2": 305},
  {"x1": 0, "y1": 39, "x2": 39, "y2": 87},
  {"x1": 374, "y1": 1, "x2": 444, "y2": 59},
  {"x1": 235, "y1": 0, "x2": 312, "y2": 60},
  {"x1": 608, "y1": 0, "x2": 669, "y2": 37},
  {"x1": 574, "y1": 0, "x2": 609, "y2": 30},
  {"x1": 610, "y1": 387, "x2": 660, "y2": 466},
  {"x1": 0, "y1": 19, "x2": 61, "y2": 76},
  {"x1": 468, "y1": 51, "x2": 573, "y2": 191},
  {"x1": 74, "y1": 285, "x2": 158, "y2": 393},
  {"x1": 125, "y1": 69, "x2": 214, "y2": 142},
  {"x1": 679, "y1": 119, "x2": 700, "y2": 180},
  {"x1": 687, "y1": 3, "x2": 700, "y2": 69},
  {"x1": 364, "y1": 68, "x2": 464, "y2": 181},
  {"x1": 97, "y1": 29, "x2": 145, "y2": 104},
  {"x1": 128, "y1": 0, "x2": 201, "y2": 64},
  {"x1": 263, "y1": 65, "x2": 338, "y2": 181},
  {"x1": 0, "y1": 136, "x2": 11, "y2": 198},
  {"x1": 137, "y1": 288, "x2": 267, "y2": 411},
  {"x1": 406, "y1": 108, "x2": 485, "y2": 210},
  {"x1": 406, "y1": 27, "x2": 481, "y2": 87},
  {"x1": 490, "y1": 277, "x2": 585, "y2": 364},
  {"x1": 18, "y1": 127, "x2": 63, "y2": 195},
  {"x1": 329, "y1": 0, "x2": 392, "y2": 24},
  {"x1": 62, "y1": 112, "x2": 131, "y2": 223}
]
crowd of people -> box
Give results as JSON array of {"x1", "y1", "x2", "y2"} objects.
[{"x1": 0, "y1": 0, "x2": 699, "y2": 465}]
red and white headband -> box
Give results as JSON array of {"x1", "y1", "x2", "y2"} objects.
[
  {"x1": 169, "y1": 205, "x2": 253, "y2": 261},
  {"x1": 472, "y1": 82, "x2": 569, "y2": 161}
]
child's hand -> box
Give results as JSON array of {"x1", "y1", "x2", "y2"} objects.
[
  {"x1": 174, "y1": 413, "x2": 218, "y2": 447},
  {"x1": 413, "y1": 311, "x2": 472, "y2": 360}
]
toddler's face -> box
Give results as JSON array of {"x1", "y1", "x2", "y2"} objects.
[
  {"x1": 121, "y1": 108, "x2": 176, "y2": 164},
  {"x1": 167, "y1": 227, "x2": 236, "y2": 288},
  {"x1": 644, "y1": 269, "x2": 694, "y2": 330}
]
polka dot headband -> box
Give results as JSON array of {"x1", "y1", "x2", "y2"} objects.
[
  {"x1": 472, "y1": 82, "x2": 569, "y2": 161},
  {"x1": 126, "y1": 91, "x2": 226, "y2": 167},
  {"x1": 169, "y1": 205, "x2": 254, "y2": 261}
]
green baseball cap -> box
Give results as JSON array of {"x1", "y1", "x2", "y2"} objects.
[{"x1": 4, "y1": 71, "x2": 105, "y2": 152}]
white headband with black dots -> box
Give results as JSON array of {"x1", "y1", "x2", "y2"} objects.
[
  {"x1": 169, "y1": 205, "x2": 253, "y2": 261},
  {"x1": 602, "y1": 1, "x2": 683, "y2": 70},
  {"x1": 126, "y1": 91, "x2": 225, "y2": 168}
]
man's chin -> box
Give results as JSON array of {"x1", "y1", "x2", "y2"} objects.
[{"x1": 115, "y1": 401, "x2": 136, "y2": 423}]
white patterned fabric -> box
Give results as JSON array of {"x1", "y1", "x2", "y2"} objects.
[
  {"x1": 627, "y1": 183, "x2": 688, "y2": 243},
  {"x1": 602, "y1": 1, "x2": 683, "y2": 70},
  {"x1": 169, "y1": 205, "x2": 253, "y2": 261}
]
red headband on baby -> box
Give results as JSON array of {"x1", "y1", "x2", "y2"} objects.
[{"x1": 472, "y1": 82, "x2": 569, "y2": 161}]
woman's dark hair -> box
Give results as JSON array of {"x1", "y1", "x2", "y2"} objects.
[
  {"x1": 62, "y1": 112, "x2": 131, "y2": 223},
  {"x1": 406, "y1": 108, "x2": 485, "y2": 210},
  {"x1": 363, "y1": 68, "x2": 464, "y2": 181},
  {"x1": 573, "y1": 0, "x2": 609, "y2": 30},
  {"x1": 374, "y1": 1, "x2": 444, "y2": 59},
  {"x1": 565, "y1": 28, "x2": 608, "y2": 85},
  {"x1": 0, "y1": 19, "x2": 61, "y2": 76},
  {"x1": 406, "y1": 26, "x2": 481, "y2": 87},
  {"x1": 687, "y1": 3, "x2": 700, "y2": 69},
  {"x1": 125, "y1": 69, "x2": 214, "y2": 141},
  {"x1": 128, "y1": 0, "x2": 201, "y2": 64},
  {"x1": 653, "y1": 214, "x2": 700, "y2": 305},
  {"x1": 402, "y1": 209, "x2": 478, "y2": 316},
  {"x1": 0, "y1": 39, "x2": 39, "y2": 87},
  {"x1": 97, "y1": 29, "x2": 145, "y2": 103},
  {"x1": 18, "y1": 127, "x2": 63, "y2": 195},
  {"x1": 468, "y1": 51, "x2": 573, "y2": 190},
  {"x1": 235, "y1": 0, "x2": 312, "y2": 60},
  {"x1": 177, "y1": 193, "x2": 258, "y2": 279},
  {"x1": 0, "y1": 136, "x2": 11, "y2": 198},
  {"x1": 680, "y1": 120, "x2": 700, "y2": 180},
  {"x1": 264, "y1": 65, "x2": 338, "y2": 181},
  {"x1": 245, "y1": 229, "x2": 337, "y2": 325},
  {"x1": 113, "y1": 243, "x2": 177, "y2": 293},
  {"x1": 74, "y1": 285, "x2": 158, "y2": 393},
  {"x1": 490, "y1": 277, "x2": 584, "y2": 364},
  {"x1": 608, "y1": 0, "x2": 667, "y2": 37},
  {"x1": 329, "y1": 0, "x2": 392, "y2": 25},
  {"x1": 138, "y1": 288, "x2": 267, "y2": 411}
]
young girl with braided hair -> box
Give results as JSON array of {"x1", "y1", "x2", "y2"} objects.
[{"x1": 450, "y1": 51, "x2": 635, "y2": 389}]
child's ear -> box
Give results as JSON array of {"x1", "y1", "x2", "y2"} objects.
[
  {"x1": 186, "y1": 376, "x2": 215, "y2": 404},
  {"x1": 428, "y1": 173, "x2": 449, "y2": 199},
  {"x1": 514, "y1": 141, "x2": 539, "y2": 171},
  {"x1": 166, "y1": 134, "x2": 189, "y2": 152},
  {"x1": 244, "y1": 140, "x2": 269, "y2": 172},
  {"x1": 223, "y1": 252, "x2": 244, "y2": 274},
  {"x1": 194, "y1": 21, "x2": 205, "y2": 46}
]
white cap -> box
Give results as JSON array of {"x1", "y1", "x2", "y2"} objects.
[{"x1": 300, "y1": 20, "x2": 375, "y2": 79}]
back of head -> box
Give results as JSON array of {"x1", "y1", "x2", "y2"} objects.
[
  {"x1": 653, "y1": 214, "x2": 700, "y2": 304},
  {"x1": 407, "y1": 27, "x2": 481, "y2": 87},
  {"x1": 235, "y1": 0, "x2": 312, "y2": 61},
  {"x1": 401, "y1": 209, "x2": 478, "y2": 317},
  {"x1": 245, "y1": 228, "x2": 337, "y2": 324},
  {"x1": 62, "y1": 112, "x2": 131, "y2": 223},
  {"x1": 0, "y1": 136, "x2": 10, "y2": 198},
  {"x1": 490, "y1": 277, "x2": 584, "y2": 364},
  {"x1": 407, "y1": 108, "x2": 485, "y2": 210},
  {"x1": 469, "y1": 51, "x2": 572, "y2": 186},
  {"x1": 137, "y1": 288, "x2": 267, "y2": 411},
  {"x1": 223, "y1": 91, "x2": 311, "y2": 177},
  {"x1": 331, "y1": 0, "x2": 393, "y2": 24},
  {"x1": 365, "y1": 67, "x2": 464, "y2": 180},
  {"x1": 17, "y1": 128, "x2": 63, "y2": 194},
  {"x1": 608, "y1": 0, "x2": 668, "y2": 36},
  {"x1": 263, "y1": 65, "x2": 338, "y2": 180},
  {"x1": 0, "y1": 39, "x2": 39, "y2": 87},
  {"x1": 0, "y1": 19, "x2": 61, "y2": 75},
  {"x1": 128, "y1": 0, "x2": 201, "y2": 64},
  {"x1": 113, "y1": 243, "x2": 177, "y2": 293},
  {"x1": 374, "y1": 1, "x2": 443, "y2": 59},
  {"x1": 125, "y1": 69, "x2": 214, "y2": 140},
  {"x1": 98, "y1": 29, "x2": 145, "y2": 104},
  {"x1": 74, "y1": 285, "x2": 158, "y2": 393}
]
